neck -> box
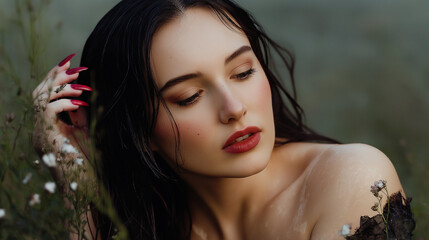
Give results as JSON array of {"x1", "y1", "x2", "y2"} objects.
[{"x1": 180, "y1": 159, "x2": 280, "y2": 238}]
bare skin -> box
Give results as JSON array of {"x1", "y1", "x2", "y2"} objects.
[
  {"x1": 187, "y1": 142, "x2": 403, "y2": 240},
  {"x1": 33, "y1": 7, "x2": 403, "y2": 240}
]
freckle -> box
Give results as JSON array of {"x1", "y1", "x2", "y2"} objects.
[{"x1": 197, "y1": 133, "x2": 200, "y2": 136}]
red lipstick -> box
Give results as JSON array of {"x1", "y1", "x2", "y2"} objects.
[{"x1": 223, "y1": 126, "x2": 261, "y2": 154}]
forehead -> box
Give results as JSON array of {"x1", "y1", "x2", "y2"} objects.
[{"x1": 150, "y1": 7, "x2": 250, "y2": 85}]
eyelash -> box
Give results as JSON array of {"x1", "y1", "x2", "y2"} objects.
[
  {"x1": 177, "y1": 68, "x2": 256, "y2": 106},
  {"x1": 234, "y1": 68, "x2": 256, "y2": 80},
  {"x1": 177, "y1": 91, "x2": 201, "y2": 106}
]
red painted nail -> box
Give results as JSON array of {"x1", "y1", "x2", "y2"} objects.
[
  {"x1": 70, "y1": 84, "x2": 93, "y2": 91},
  {"x1": 70, "y1": 100, "x2": 89, "y2": 107},
  {"x1": 58, "y1": 53, "x2": 76, "y2": 67},
  {"x1": 66, "y1": 67, "x2": 88, "y2": 75}
]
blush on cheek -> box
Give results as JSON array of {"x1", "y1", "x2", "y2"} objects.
[
  {"x1": 153, "y1": 109, "x2": 207, "y2": 155},
  {"x1": 152, "y1": 110, "x2": 177, "y2": 151},
  {"x1": 177, "y1": 121, "x2": 206, "y2": 145},
  {"x1": 253, "y1": 76, "x2": 272, "y2": 109}
]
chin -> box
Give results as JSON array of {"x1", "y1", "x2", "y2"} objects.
[{"x1": 223, "y1": 151, "x2": 272, "y2": 178}]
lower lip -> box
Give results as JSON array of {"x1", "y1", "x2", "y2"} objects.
[{"x1": 223, "y1": 132, "x2": 261, "y2": 154}]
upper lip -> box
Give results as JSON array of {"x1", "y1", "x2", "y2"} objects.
[{"x1": 223, "y1": 126, "x2": 261, "y2": 149}]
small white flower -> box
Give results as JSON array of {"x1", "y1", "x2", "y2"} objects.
[
  {"x1": 34, "y1": 159, "x2": 39, "y2": 165},
  {"x1": 339, "y1": 224, "x2": 351, "y2": 236},
  {"x1": 0, "y1": 208, "x2": 5, "y2": 219},
  {"x1": 62, "y1": 137, "x2": 70, "y2": 144},
  {"x1": 74, "y1": 158, "x2": 83, "y2": 166},
  {"x1": 42, "y1": 153, "x2": 56, "y2": 167},
  {"x1": 70, "y1": 182, "x2": 78, "y2": 191},
  {"x1": 22, "y1": 173, "x2": 32, "y2": 184},
  {"x1": 61, "y1": 143, "x2": 78, "y2": 154},
  {"x1": 44, "y1": 182, "x2": 56, "y2": 194},
  {"x1": 375, "y1": 179, "x2": 386, "y2": 189},
  {"x1": 29, "y1": 193, "x2": 41, "y2": 206}
]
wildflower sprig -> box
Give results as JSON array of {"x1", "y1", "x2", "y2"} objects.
[
  {"x1": 370, "y1": 179, "x2": 390, "y2": 239},
  {"x1": 340, "y1": 179, "x2": 392, "y2": 239}
]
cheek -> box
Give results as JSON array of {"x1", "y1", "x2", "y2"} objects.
[
  {"x1": 152, "y1": 111, "x2": 172, "y2": 154},
  {"x1": 152, "y1": 107, "x2": 211, "y2": 159},
  {"x1": 247, "y1": 73, "x2": 275, "y2": 143},
  {"x1": 251, "y1": 74, "x2": 272, "y2": 111},
  {"x1": 177, "y1": 120, "x2": 206, "y2": 145}
]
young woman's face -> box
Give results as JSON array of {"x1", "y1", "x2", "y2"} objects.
[{"x1": 150, "y1": 7, "x2": 275, "y2": 178}]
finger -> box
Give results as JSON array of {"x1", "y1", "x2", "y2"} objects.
[
  {"x1": 48, "y1": 53, "x2": 75, "y2": 77},
  {"x1": 33, "y1": 67, "x2": 88, "y2": 101},
  {"x1": 33, "y1": 54, "x2": 77, "y2": 99},
  {"x1": 49, "y1": 84, "x2": 92, "y2": 102},
  {"x1": 49, "y1": 86, "x2": 82, "y2": 102},
  {"x1": 53, "y1": 67, "x2": 88, "y2": 86},
  {"x1": 33, "y1": 83, "x2": 87, "y2": 114},
  {"x1": 50, "y1": 53, "x2": 77, "y2": 78},
  {"x1": 46, "y1": 99, "x2": 84, "y2": 116},
  {"x1": 43, "y1": 54, "x2": 76, "y2": 85},
  {"x1": 33, "y1": 68, "x2": 63, "y2": 100},
  {"x1": 33, "y1": 76, "x2": 53, "y2": 100},
  {"x1": 57, "y1": 53, "x2": 76, "y2": 69}
]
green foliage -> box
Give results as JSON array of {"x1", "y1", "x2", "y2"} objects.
[
  {"x1": 0, "y1": 1, "x2": 128, "y2": 239},
  {"x1": 0, "y1": 0, "x2": 69, "y2": 238}
]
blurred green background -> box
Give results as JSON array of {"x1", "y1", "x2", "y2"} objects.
[{"x1": 1, "y1": 0, "x2": 428, "y2": 238}]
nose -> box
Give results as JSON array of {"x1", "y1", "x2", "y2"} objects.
[{"x1": 218, "y1": 88, "x2": 247, "y2": 124}]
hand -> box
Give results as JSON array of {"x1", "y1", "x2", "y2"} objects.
[{"x1": 32, "y1": 53, "x2": 92, "y2": 193}]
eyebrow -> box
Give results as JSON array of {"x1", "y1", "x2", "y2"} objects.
[
  {"x1": 159, "y1": 73, "x2": 201, "y2": 93},
  {"x1": 159, "y1": 45, "x2": 252, "y2": 93},
  {"x1": 225, "y1": 45, "x2": 252, "y2": 65}
]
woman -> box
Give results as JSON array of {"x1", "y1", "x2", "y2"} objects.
[{"x1": 32, "y1": 0, "x2": 407, "y2": 239}]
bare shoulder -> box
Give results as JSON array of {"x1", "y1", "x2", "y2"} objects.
[
  {"x1": 305, "y1": 143, "x2": 404, "y2": 239},
  {"x1": 308, "y1": 143, "x2": 402, "y2": 191},
  {"x1": 311, "y1": 143, "x2": 401, "y2": 180}
]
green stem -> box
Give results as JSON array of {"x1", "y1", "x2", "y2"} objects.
[
  {"x1": 376, "y1": 195, "x2": 388, "y2": 239},
  {"x1": 385, "y1": 188, "x2": 390, "y2": 240},
  {"x1": 11, "y1": 110, "x2": 27, "y2": 153}
]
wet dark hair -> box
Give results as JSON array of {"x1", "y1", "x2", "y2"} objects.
[{"x1": 76, "y1": 0, "x2": 338, "y2": 239}]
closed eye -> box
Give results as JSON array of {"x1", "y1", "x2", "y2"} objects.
[
  {"x1": 175, "y1": 68, "x2": 255, "y2": 107},
  {"x1": 233, "y1": 68, "x2": 256, "y2": 80},
  {"x1": 177, "y1": 91, "x2": 201, "y2": 106}
]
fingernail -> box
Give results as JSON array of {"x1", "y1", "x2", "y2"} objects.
[
  {"x1": 58, "y1": 53, "x2": 76, "y2": 67},
  {"x1": 70, "y1": 100, "x2": 89, "y2": 107},
  {"x1": 66, "y1": 67, "x2": 88, "y2": 75},
  {"x1": 70, "y1": 84, "x2": 93, "y2": 91}
]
